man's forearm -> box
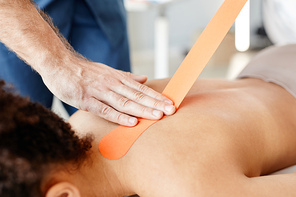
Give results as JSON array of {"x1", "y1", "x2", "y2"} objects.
[
  {"x1": 0, "y1": 0, "x2": 176, "y2": 126},
  {"x1": 0, "y1": 0, "x2": 75, "y2": 75}
]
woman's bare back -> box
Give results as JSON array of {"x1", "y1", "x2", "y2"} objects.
[{"x1": 70, "y1": 77, "x2": 296, "y2": 196}]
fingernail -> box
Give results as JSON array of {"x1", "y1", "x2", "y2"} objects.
[
  {"x1": 152, "y1": 110, "x2": 162, "y2": 118},
  {"x1": 165, "y1": 105, "x2": 175, "y2": 114},
  {"x1": 129, "y1": 117, "x2": 138, "y2": 126}
]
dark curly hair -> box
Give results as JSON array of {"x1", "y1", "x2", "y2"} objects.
[{"x1": 0, "y1": 80, "x2": 93, "y2": 197}]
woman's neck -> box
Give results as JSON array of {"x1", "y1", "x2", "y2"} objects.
[
  {"x1": 72, "y1": 139, "x2": 136, "y2": 197},
  {"x1": 68, "y1": 110, "x2": 138, "y2": 196}
]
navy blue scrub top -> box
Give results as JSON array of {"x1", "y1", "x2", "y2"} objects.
[{"x1": 33, "y1": 0, "x2": 131, "y2": 71}]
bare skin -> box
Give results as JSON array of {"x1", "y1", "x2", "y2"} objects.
[
  {"x1": 44, "y1": 77, "x2": 296, "y2": 197},
  {"x1": 0, "y1": 0, "x2": 175, "y2": 126}
]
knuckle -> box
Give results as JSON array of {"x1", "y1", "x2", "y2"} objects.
[
  {"x1": 153, "y1": 100, "x2": 161, "y2": 108},
  {"x1": 154, "y1": 93, "x2": 164, "y2": 100},
  {"x1": 99, "y1": 106, "x2": 113, "y2": 117},
  {"x1": 140, "y1": 106, "x2": 149, "y2": 114},
  {"x1": 101, "y1": 75, "x2": 119, "y2": 86},
  {"x1": 118, "y1": 83, "x2": 126, "y2": 91},
  {"x1": 80, "y1": 105, "x2": 89, "y2": 112},
  {"x1": 125, "y1": 71, "x2": 132, "y2": 77},
  {"x1": 133, "y1": 91, "x2": 145, "y2": 102},
  {"x1": 79, "y1": 100, "x2": 90, "y2": 112},
  {"x1": 137, "y1": 84, "x2": 149, "y2": 93},
  {"x1": 111, "y1": 79, "x2": 122, "y2": 88},
  {"x1": 119, "y1": 97, "x2": 131, "y2": 108},
  {"x1": 115, "y1": 113, "x2": 124, "y2": 123}
]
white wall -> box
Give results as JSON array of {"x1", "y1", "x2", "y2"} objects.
[{"x1": 127, "y1": 0, "x2": 264, "y2": 52}]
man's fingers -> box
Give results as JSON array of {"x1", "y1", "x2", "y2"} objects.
[
  {"x1": 102, "y1": 91, "x2": 168, "y2": 120},
  {"x1": 81, "y1": 97, "x2": 138, "y2": 127},
  {"x1": 128, "y1": 80, "x2": 173, "y2": 105},
  {"x1": 122, "y1": 74, "x2": 174, "y2": 105},
  {"x1": 112, "y1": 84, "x2": 175, "y2": 116},
  {"x1": 129, "y1": 73, "x2": 148, "y2": 84}
]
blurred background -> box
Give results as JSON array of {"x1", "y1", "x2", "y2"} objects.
[
  {"x1": 53, "y1": 0, "x2": 296, "y2": 118},
  {"x1": 125, "y1": 0, "x2": 271, "y2": 80},
  {"x1": 54, "y1": 0, "x2": 269, "y2": 117}
]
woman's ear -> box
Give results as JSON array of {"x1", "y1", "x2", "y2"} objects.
[{"x1": 45, "y1": 182, "x2": 81, "y2": 197}]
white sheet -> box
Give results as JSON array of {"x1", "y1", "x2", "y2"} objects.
[{"x1": 271, "y1": 165, "x2": 296, "y2": 175}]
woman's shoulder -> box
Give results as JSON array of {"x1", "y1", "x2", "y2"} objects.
[{"x1": 68, "y1": 110, "x2": 118, "y2": 139}]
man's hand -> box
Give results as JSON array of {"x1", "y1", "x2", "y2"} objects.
[
  {"x1": 0, "y1": 0, "x2": 175, "y2": 126},
  {"x1": 42, "y1": 59, "x2": 175, "y2": 126}
]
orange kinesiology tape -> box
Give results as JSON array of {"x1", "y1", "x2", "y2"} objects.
[{"x1": 99, "y1": 0, "x2": 248, "y2": 160}]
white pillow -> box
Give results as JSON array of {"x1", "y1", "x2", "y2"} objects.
[{"x1": 263, "y1": 0, "x2": 296, "y2": 45}]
